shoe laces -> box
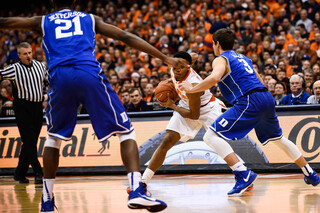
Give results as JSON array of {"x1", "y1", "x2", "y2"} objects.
[{"x1": 141, "y1": 183, "x2": 152, "y2": 197}]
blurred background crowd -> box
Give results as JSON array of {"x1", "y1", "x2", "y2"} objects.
[{"x1": 1, "y1": 0, "x2": 320, "y2": 116}]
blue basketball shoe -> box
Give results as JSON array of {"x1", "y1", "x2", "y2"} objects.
[
  {"x1": 128, "y1": 182, "x2": 167, "y2": 212},
  {"x1": 228, "y1": 169, "x2": 258, "y2": 197},
  {"x1": 40, "y1": 195, "x2": 57, "y2": 213},
  {"x1": 304, "y1": 171, "x2": 320, "y2": 186}
]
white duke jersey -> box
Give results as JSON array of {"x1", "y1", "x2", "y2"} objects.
[
  {"x1": 171, "y1": 67, "x2": 215, "y2": 109},
  {"x1": 41, "y1": 10, "x2": 99, "y2": 71}
]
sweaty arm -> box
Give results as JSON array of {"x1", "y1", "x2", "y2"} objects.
[
  {"x1": 94, "y1": 16, "x2": 183, "y2": 67},
  {"x1": 0, "y1": 17, "x2": 42, "y2": 31},
  {"x1": 180, "y1": 56, "x2": 227, "y2": 93}
]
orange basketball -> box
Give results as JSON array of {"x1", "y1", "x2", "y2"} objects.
[{"x1": 154, "y1": 81, "x2": 179, "y2": 102}]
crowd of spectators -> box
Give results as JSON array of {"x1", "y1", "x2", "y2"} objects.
[{"x1": 1, "y1": 0, "x2": 320, "y2": 116}]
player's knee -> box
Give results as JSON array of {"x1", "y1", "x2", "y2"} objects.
[
  {"x1": 118, "y1": 131, "x2": 136, "y2": 143},
  {"x1": 203, "y1": 129, "x2": 217, "y2": 143},
  {"x1": 160, "y1": 131, "x2": 180, "y2": 151},
  {"x1": 44, "y1": 135, "x2": 62, "y2": 149}
]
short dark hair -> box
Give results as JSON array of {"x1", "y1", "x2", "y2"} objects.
[
  {"x1": 212, "y1": 28, "x2": 235, "y2": 51},
  {"x1": 173, "y1": 51, "x2": 192, "y2": 65},
  {"x1": 129, "y1": 88, "x2": 141, "y2": 95}
]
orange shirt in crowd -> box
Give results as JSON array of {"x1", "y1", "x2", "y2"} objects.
[{"x1": 311, "y1": 42, "x2": 320, "y2": 51}]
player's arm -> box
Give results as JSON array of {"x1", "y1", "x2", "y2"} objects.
[
  {"x1": 179, "y1": 57, "x2": 227, "y2": 93},
  {"x1": 171, "y1": 85, "x2": 202, "y2": 119},
  {"x1": 94, "y1": 16, "x2": 185, "y2": 68},
  {"x1": 0, "y1": 17, "x2": 42, "y2": 30},
  {"x1": 159, "y1": 83, "x2": 202, "y2": 120}
]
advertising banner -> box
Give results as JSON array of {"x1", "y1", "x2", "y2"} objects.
[{"x1": 0, "y1": 111, "x2": 319, "y2": 174}]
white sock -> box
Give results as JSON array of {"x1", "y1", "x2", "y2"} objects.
[
  {"x1": 43, "y1": 179, "x2": 55, "y2": 202},
  {"x1": 301, "y1": 164, "x2": 314, "y2": 176},
  {"x1": 141, "y1": 168, "x2": 155, "y2": 185},
  {"x1": 230, "y1": 161, "x2": 247, "y2": 171},
  {"x1": 127, "y1": 172, "x2": 141, "y2": 191}
]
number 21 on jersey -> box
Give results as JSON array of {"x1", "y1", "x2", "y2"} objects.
[{"x1": 55, "y1": 16, "x2": 83, "y2": 39}]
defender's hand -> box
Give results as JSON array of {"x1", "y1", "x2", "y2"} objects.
[{"x1": 179, "y1": 81, "x2": 193, "y2": 93}]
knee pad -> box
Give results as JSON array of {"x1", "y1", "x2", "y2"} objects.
[
  {"x1": 118, "y1": 131, "x2": 136, "y2": 143},
  {"x1": 203, "y1": 130, "x2": 234, "y2": 159},
  {"x1": 44, "y1": 135, "x2": 62, "y2": 149},
  {"x1": 273, "y1": 137, "x2": 301, "y2": 161}
]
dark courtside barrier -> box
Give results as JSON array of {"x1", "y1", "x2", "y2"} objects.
[{"x1": 0, "y1": 105, "x2": 320, "y2": 175}]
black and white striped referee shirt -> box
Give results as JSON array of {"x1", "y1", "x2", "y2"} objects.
[{"x1": 0, "y1": 60, "x2": 48, "y2": 102}]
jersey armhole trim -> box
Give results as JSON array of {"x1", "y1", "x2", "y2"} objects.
[
  {"x1": 41, "y1": 16, "x2": 45, "y2": 36},
  {"x1": 90, "y1": 14, "x2": 95, "y2": 34},
  {"x1": 219, "y1": 55, "x2": 231, "y2": 81}
]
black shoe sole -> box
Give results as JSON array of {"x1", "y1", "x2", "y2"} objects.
[
  {"x1": 14, "y1": 176, "x2": 29, "y2": 183},
  {"x1": 128, "y1": 204, "x2": 167, "y2": 212}
]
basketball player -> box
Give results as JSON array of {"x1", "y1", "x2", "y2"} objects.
[
  {"x1": 0, "y1": 0, "x2": 186, "y2": 212},
  {"x1": 180, "y1": 29, "x2": 320, "y2": 196},
  {"x1": 141, "y1": 51, "x2": 253, "y2": 192}
]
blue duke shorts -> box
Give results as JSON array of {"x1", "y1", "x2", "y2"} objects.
[
  {"x1": 46, "y1": 65, "x2": 133, "y2": 141},
  {"x1": 210, "y1": 91, "x2": 282, "y2": 145}
]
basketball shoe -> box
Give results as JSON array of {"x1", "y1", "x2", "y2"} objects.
[
  {"x1": 40, "y1": 195, "x2": 57, "y2": 213},
  {"x1": 304, "y1": 171, "x2": 320, "y2": 186},
  {"x1": 228, "y1": 169, "x2": 258, "y2": 197},
  {"x1": 128, "y1": 182, "x2": 167, "y2": 212}
]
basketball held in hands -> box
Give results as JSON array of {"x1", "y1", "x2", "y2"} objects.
[{"x1": 154, "y1": 81, "x2": 179, "y2": 102}]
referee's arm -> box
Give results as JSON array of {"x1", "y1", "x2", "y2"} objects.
[{"x1": 0, "y1": 64, "x2": 16, "y2": 81}]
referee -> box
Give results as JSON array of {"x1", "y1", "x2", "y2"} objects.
[{"x1": 0, "y1": 42, "x2": 48, "y2": 184}]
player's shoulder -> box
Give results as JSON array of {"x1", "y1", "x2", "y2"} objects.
[{"x1": 186, "y1": 69, "x2": 201, "y2": 83}]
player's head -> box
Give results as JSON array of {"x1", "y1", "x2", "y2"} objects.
[
  {"x1": 173, "y1": 51, "x2": 192, "y2": 81},
  {"x1": 212, "y1": 28, "x2": 235, "y2": 54},
  {"x1": 51, "y1": 0, "x2": 76, "y2": 9},
  {"x1": 174, "y1": 51, "x2": 192, "y2": 65}
]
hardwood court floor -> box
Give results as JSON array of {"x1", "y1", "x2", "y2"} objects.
[{"x1": 0, "y1": 173, "x2": 320, "y2": 213}]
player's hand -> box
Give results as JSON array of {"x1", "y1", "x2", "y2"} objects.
[
  {"x1": 190, "y1": 52, "x2": 198, "y2": 65},
  {"x1": 164, "y1": 78, "x2": 173, "y2": 83},
  {"x1": 179, "y1": 81, "x2": 193, "y2": 93},
  {"x1": 165, "y1": 57, "x2": 188, "y2": 69},
  {"x1": 157, "y1": 93, "x2": 175, "y2": 108}
]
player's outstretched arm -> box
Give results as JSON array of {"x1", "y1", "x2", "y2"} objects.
[
  {"x1": 94, "y1": 16, "x2": 185, "y2": 68},
  {"x1": 0, "y1": 17, "x2": 42, "y2": 30},
  {"x1": 180, "y1": 57, "x2": 226, "y2": 93}
]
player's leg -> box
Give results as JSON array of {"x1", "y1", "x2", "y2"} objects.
[
  {"x1": 118, "y1": 131, "x2": 140, "y2": 190},
  {"x1": 208, "y1": 96, "x2": 261, "y2": 196},
  {"x1": 116, "y1": 131, "x2": 166, "y2": 212},
  {"x1": 201, "y1": 101, "x2": 255, "y2": 192},
  {"x1": 82, "y1": 70, "x2": 167, "y2": 211},
  {"x1": 203, "y1": 130, "x2": 257, "y2": 196},
  {"x1": 255, "y1": 91, "x2": 320, "y2": 186},
  {"x1": 41, "y1": 136, "x2": 61, "y2": 213},
  {"x1": 142, "y1": 130, "x2": 181, "y2": 184},
  {"x1": 41, "y1": 66, "x2": 80, "y2": 213},
  {"x1": 273, "y1": 137, "x2": 320, "y2": 186}
]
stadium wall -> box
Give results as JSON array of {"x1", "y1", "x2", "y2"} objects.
[{"x1": 0, "y1": 105, "x2": 320, "y2": 175}]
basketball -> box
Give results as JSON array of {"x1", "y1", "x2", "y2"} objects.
[{"x1": 154, "y1": 81, "x2": 179, "y2": 102}]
